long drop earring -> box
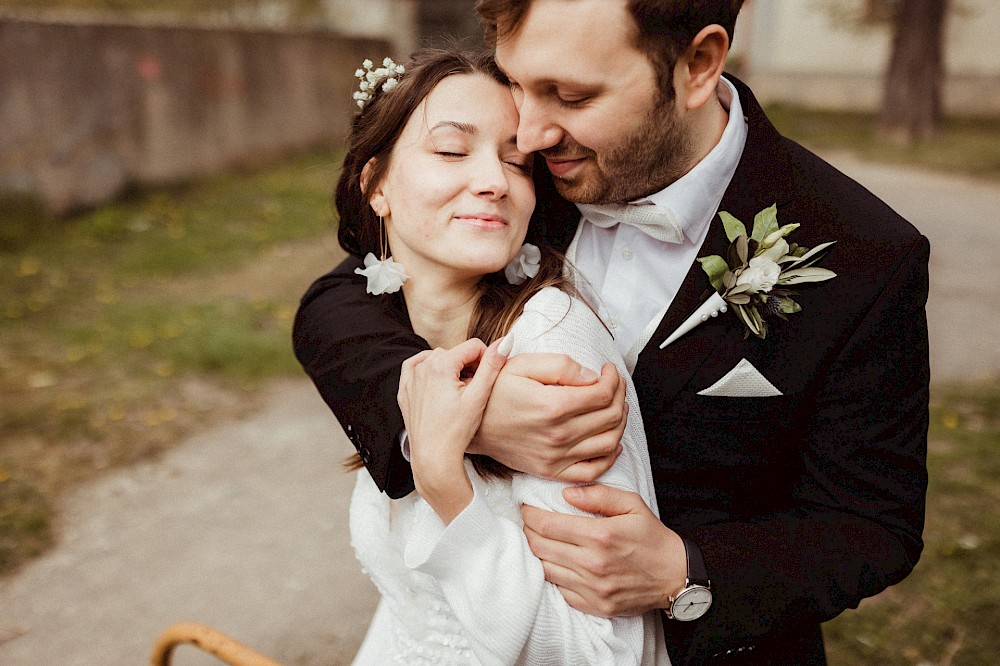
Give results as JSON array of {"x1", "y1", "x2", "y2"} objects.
[
  {"x1": 354, "y1": 210, "x2": 409, "y2": 295},
  {"x1": 379, "y1": 214, "x2": 389, "y2": 261}
]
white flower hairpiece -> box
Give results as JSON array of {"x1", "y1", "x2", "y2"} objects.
[
  {"x1": 353, "y1": 57, "x2": 405, "y2": 109},
  {"x1": 504, "y1": 243, "x2": 542, "y2": 285}
]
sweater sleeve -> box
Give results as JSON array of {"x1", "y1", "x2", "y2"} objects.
[{"x1": 403, "y1": 288, "x2": 667, "y2": 666}]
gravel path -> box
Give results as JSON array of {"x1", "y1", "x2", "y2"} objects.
[{"x1": 1, "y1": 156, "x2": 997, "y2": 666}]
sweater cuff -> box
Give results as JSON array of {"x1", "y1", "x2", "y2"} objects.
[{"x1": 403, "y1": 484, "x2": 497, "y2": 575}]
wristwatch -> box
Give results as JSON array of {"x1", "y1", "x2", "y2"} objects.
[{"x1": 665, "y1": 537, "x2": 712, "y2": 621}]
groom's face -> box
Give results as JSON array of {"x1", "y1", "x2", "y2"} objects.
[{"x1": 495, "y1": 0, "x2": 693, "y2": 204}]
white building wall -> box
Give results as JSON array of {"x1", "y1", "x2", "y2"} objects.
[{"x1": 736, "y1": 0, "x2": 1000, "y2": 115}]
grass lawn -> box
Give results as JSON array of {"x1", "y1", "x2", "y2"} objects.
[
  {"x1": 823, "y1": 384, "x2": 1000, "y2": 664},
  {"x1": 768, "y1": 106, "x2": 1000, "y2": 182},
  {"x1": 0, "y1": 148, "x2": 345, "y2": 574}
]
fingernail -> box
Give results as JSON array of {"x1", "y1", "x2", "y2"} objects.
[
  {"x1": 496, "y1": 335, "x2": 513, "y2": 357},
  {"x1": 578, "y1": 367, "x2": 598, "y2": 382}
]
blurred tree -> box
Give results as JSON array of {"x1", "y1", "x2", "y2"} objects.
[
  {"x1": 878, "y1": 0, "x2": 950, "y2": 144},
  {"x1": 416, "y1": 0, "x2": 482, "y2": 49}
]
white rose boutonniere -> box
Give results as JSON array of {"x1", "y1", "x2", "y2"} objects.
[{"x1": 697, "y1": 204, "x2": 837, "y2": 339}]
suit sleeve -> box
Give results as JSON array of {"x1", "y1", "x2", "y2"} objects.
[
  {"x1": 293, "y1": 255, "x2": 427, "y2": 498},
  {"x1": 684, "y1": 235, "x2": 930, "y2": 657}
]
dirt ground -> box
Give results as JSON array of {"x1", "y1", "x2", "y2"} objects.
[{"x1": 0, "y1": 154, "x2": 997, "y2": 666}]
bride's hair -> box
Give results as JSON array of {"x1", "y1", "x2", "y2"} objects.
[{"x1": 337, "y1": 48, "x2": 581, "y2": 479}]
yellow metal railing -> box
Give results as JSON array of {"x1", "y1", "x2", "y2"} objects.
[{"x1": 150, "y1": 622, "x2": 284, "y2": 666}]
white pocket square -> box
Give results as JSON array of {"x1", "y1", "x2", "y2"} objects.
[{"x1": 698, "y1": 358, "x2": 782, "y2": 397}]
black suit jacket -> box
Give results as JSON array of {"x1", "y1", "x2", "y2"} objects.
[{"x1": 293, "y1": 76, "x2": 930, "y2": 665}]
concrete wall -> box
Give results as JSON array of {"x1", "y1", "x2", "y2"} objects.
[
  {"x1": 0, "y1": 17, "x2": 389, "y2": 213},
  {"x1": 736, "y1": 0, "x2": 1000, "y2": 115}
]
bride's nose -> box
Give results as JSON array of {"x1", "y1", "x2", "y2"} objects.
[{"x1": 471, "y1": 155, "x2": 510, "y2": 201}]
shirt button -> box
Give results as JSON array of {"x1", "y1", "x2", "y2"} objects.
[
  {"x1": 621, "y1": 247, "x2": 634, "y2": 260},
  {"x1": 608, "y1": 317, "x2": 618, "y2": 329}
]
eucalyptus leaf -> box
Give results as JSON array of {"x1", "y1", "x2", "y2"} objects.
[
  {"x1": 697, "y1": 255, "x2": 729, "y2": 292},
  {"x1": 734, "y1": 304, "x2": 759, "y2": 335},
  {"x1": 723, "y1": 270, "x2": 737, "y2": 289},
  {"x1": 736, "y1": 234, "x2": 749, "y2": 264},
  {"x1": 750, "y1": 204, "x2": 778, "y2": 243},
  {"x1": 727, "y1": 292, "x2": 752, "y2": 305},
  {"x1": 778, "y1": 267, "x2": 837, "y2": 284},
  {"x1": 786, "y1": 241, "x2": 836, "y2": 269},
  {"x1": 719, "y1": 211, "x2": 747, "y2": 243},
  {"x1": 748, "y1": 305, "x2": 767, "y2": 339}
]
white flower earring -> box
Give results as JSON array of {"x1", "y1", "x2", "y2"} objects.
[
  {"x1": 355, "y1": 212, "x2": 409, "y2": 295},
  {"x1": 504, "y1": 243, "x2": 541, "y2": 285}
]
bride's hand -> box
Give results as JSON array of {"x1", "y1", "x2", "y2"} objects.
[{"x1": 398, "y1": 337, "x2": 508, "y2": 522}]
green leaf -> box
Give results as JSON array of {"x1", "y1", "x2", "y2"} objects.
[
  {"x1": 734, "y1": 304, "x2": 759, "y2": 335},
  {"x1": 786, "y1": 241, "x2": 836, "y2": 269},
  {"x1": 760, "y1": 223, "x2": 800, "y2": 249},
  {"x1": 697, "y1": 255, "x2": 729, "y2": 292},
  {"x1": 749, "y1": 306, "x2": 768, "y2": 339},
  {"x1": 727, "y1": 282, "x2": 753, "y2": 296},
  {"x1": 736, "y1": 234, "x2": 749, "y2": 264},
  {"x1": 718, "y1": 211, "x2": 747, "y2": 243},
  {"x1": 750, "y1": 204, "x2": 778, "y2": 244},
  {"x1": 778, "y1": 267, "x2": 837, "y2": 285},
  {"x1": 780, "y1": 296, "x2": 802, "y2": 314}
]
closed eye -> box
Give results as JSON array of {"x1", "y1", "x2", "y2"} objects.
[
  {"x1": 505, "y1": 160, "x2": 533, "y2": 175},
  {"x1": 556, "y1": 96, "x2": 590, "y2": 109}
]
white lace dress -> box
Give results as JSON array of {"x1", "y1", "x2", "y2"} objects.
[{"x1": 349, "y1": 287, "x2": 669, "y2": 665}]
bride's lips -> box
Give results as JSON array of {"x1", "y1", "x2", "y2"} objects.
[
  {"x1": 544, "y1": 156, "x2": 586, "y2": 178},
  {"x1": 454, "y1": 213, "x2": 508, "y2": 229}
]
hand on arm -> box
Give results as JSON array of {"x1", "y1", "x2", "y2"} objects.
[
  {"x1": 469, "y1": 353, "x2": 628, "y2": 483},
  {"x1": 398, "y1": 338, "x2": 508, "y2": 524},
  {"x1": 522, "y1": 484, "x2": 687, "y2": 617}
]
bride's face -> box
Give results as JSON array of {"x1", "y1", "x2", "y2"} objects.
[{"x1": 370, "y1": 73, "x2": 536, "y2": 284}]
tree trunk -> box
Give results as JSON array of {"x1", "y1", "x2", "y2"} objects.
[
  {"x1": 878, "y1": 0, "x2": 949, "y2": 144},
  {"x1": 415, "y1": 0, "x2": 484, "y2": 49}
]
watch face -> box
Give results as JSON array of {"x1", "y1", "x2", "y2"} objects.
[{"x1": 672, "y1": 586, "x2": 713, "y2": 621}]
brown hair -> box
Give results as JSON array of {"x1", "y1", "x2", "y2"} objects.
[
  {"x1": 337, "y1": 48, "x2": 580, "y2": 479},
  {"x1": 476, "y1": 0, "x2": 744, "y2": 102}
]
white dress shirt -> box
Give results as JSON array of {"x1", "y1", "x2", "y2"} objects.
[{"x1": 569, "y1": 78, "x2": 748, "y2": 372}]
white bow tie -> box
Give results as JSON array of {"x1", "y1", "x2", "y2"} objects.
[{"x1": 578, "y1": 202, "x2": 685, "y2": 244}]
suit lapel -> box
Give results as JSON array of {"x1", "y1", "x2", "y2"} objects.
[
  {"x1": 634, "y1": 213, "x2": 731, "y2": 399},
  {"x1": 633, "y1": 75, "x2": 797, "y2": 402}
]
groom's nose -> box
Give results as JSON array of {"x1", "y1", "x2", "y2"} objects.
[{"x1": 516, "y1": 96, "x2": 562, "y2": 154}]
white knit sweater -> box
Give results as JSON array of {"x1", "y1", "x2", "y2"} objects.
[{"x1": 349, "y1": 287, "x2": 669, "y2": 665}]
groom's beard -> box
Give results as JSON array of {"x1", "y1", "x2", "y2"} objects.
[{"x1": 544, "y1": 100, "x2": 694, "y2": 205}]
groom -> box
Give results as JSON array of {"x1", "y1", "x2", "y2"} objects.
[{"x1": 294, "y1": 0, "x2": 930, "y2": 663}]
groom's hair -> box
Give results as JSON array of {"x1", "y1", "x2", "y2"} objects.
[{"x1": 477, "y1": 0, "x2": 744, "y2": 102}]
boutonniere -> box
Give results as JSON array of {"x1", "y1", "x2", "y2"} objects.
[{"x1": 660, "y1": 204, "x2": 836, "y2": 348}]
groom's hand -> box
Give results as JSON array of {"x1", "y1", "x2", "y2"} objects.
[
  {"x1": 522, "y1": 484, "x2": 686, "y2": 617},
  {"x1": 468, "y1": 353, "x2": 626, "y2": 483}
]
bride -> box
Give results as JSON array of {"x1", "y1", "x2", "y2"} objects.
[{"x1": 328, "y1": 49, "x2": 668, "y2": 665}]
